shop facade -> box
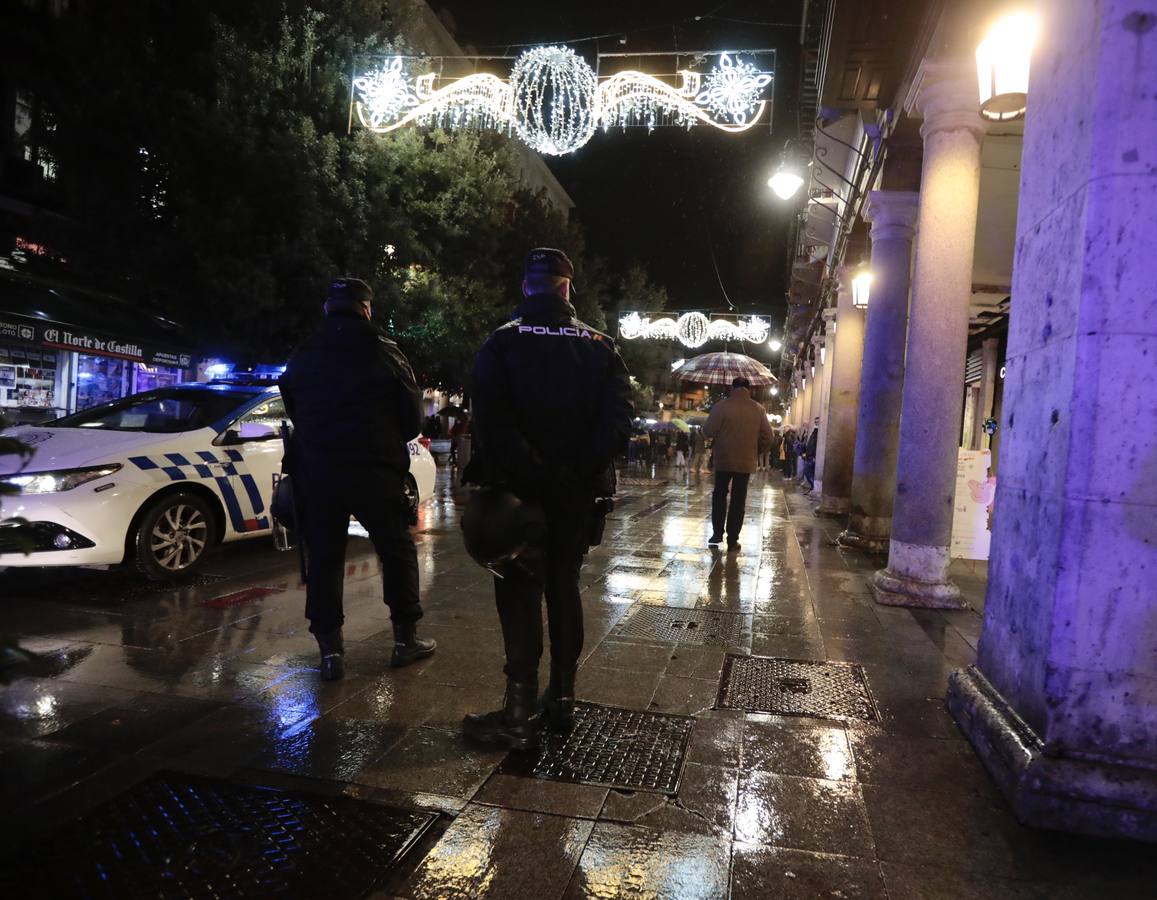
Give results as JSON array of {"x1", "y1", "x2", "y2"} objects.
[{"x1": 0, "y1": 274, "x2": 195, "y2": 422}]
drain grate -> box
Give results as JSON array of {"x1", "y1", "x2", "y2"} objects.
[
  {"x1": 614, "y1": 603, "x2": 748, "y2": 647},
  {"x1": 716, "y1": 655, "x2": 880, "y2": 723},
  {"x1": 500, "y1": 702, "x2": 693, "y2": 794},
  {"x1": 0, "y1": 771, "x2": 435, "y2": 899}
]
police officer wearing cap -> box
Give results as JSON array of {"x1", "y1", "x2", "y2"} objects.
[
  {"x1": 462, "y1": 248, "x2": 633, "y2": 749},
  {"x1": 280, "y1": 278, "x2": 436, "y2": 680}
]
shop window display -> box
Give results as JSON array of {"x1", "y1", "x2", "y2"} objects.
[
  {"x1": 0, "y1": 342, "x2": 59, "y2": 413},
  {"x1": 76, "y1": 354, "x2": 128, "y2": 410}
]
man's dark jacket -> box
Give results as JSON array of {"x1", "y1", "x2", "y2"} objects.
[
  {"x1": 805, "y1": 427, "x2": 819, "y2": 460},
  {"x1": 279, "y1": 311, "x2": 422, "y2": 472},
  {"x1": 469, "y1": 293, "x2": 633, "y2": 503}
]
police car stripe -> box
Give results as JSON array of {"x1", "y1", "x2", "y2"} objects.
[
  {"x1": 125, "y1": 448, "x2": 269, "y2": 534},
  {"x1": 213, "y1": 475, "x2": 247, "y2": 532},
  {"x1": 237, "y1": 471, "x2": 265, "y2": 516}
]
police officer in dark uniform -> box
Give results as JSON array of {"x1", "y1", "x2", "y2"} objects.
[
  {"x1": 462, "y1": 249, "x2": 633, "y2": 749},
  {"x1": 280, "y1": 278, "x2": 436, "y2": 681}
]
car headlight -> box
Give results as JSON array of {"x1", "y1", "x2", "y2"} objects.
[{"x1": 2, "y1": 464, "x2": 122, "y2": 494}]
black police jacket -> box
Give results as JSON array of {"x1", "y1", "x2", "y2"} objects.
[
  {"x1": 469, "y1": 293, "x2": 634, "y2": 503},
  {"x1": 279, "y1": 311, "x2": 422, "y2": 472}
]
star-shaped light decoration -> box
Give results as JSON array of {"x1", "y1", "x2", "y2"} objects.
[
  {"x1": 353, "y1": 57, "x2": 421, "y2": 129},
  {"x1": 694, "y1": 54, "x2": 773, "y2": 126}
]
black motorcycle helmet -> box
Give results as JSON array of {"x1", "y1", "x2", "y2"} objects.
[{"x1": 461, "y1": 487, "x2": 545, "y2": 578}]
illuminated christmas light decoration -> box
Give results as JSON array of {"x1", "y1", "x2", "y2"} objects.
[
  {"x1": 693, "y1": 54, "x2": 772, "y2": 126},
  {"x1": 618, "y1": 312, "x2": 770, "y2": 348},
  {"x1": 352, "y1": 47, "x2": 773, "y2": 155},
  {"x1": 510, "y1": 46, "x2": 599, "y2": 155}
]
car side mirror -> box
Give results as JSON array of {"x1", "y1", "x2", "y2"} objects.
[
  {"x1": 238, "y1": 421, "x2": 278, "y2": 441},
  {"x1": 221, "y1": 428, "x2": 243, "y2": 445}
]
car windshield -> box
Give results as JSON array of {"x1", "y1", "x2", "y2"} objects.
[{"x1": 51, "y1": 389, "x2": 258, "y2": 433}]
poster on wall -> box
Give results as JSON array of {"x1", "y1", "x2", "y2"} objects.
[
  {"x1": 952, "y1": 449, "x2": 995, "y2": 560},
  {"x1": 0, "y1": 364, "x2": 15, "y2": 389}
]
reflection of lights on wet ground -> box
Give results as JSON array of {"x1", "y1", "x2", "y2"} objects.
[{"x1": 35, "y1": 694, "x2": 58, "y2": 718}]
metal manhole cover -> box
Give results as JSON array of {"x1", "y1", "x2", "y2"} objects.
[
  {"x1": 614, "y1": 604, "x2": 747, "y2": 647},
  {"x1": 0, "y1": 771, "x2": 436, "y2": 899},
  {"x1": 500, "y1": 702, "x2": 693, "y2": 795},
  {"x1": 716, "y1": 655, "x2": 880, "y2": 723}
]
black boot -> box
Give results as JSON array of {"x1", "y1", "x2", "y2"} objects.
[
  {"x1": 391, "y1": 620, "x2": 436, "y2": 668},
  {"x1": 462, "y1": 678, "x2": 540, "y2": 750},
  {"x1": 538, "y1": 666, "x2": 576, "y2": 734},
  {"x1": 315, "y1": 628, "x2": 345, "y2": 682}
]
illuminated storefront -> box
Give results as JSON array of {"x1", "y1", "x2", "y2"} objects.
[{"x1": 0, "y1": 272, "x2": 195, "y2": 422}]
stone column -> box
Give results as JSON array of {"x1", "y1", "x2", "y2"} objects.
[
  {"x1": 818, "y1": 268, "x2": 866, "y2": 515},
  {"x1": 813, "y1": 310, "x2": 837, "y2": 496},
  {"x1": 807, "y1": 334, "x2": 824, "y2": 434},
  {"x1": 840, "y1": 191, "x2": 920, "y2": 550},
  {"x1": 871, "y1": 60, "x2": 986, "y2": 608},
  {"x1": 948, "y1": 0, "x2": 1157, "y2": 840}
]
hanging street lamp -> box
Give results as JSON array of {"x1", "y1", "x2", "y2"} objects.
[
  {"x1": 768, "y1": 337, "x2": 783, "y2": 352},
  {"x1": 851, "y1": 266, "x2": 873, "y2": 310},
  {"x1": 768, "y1": 165, "x2": 805, "y2": 200},
  {"x1": 976, "y1": 12, "x2": 1039, "y2": 122}
]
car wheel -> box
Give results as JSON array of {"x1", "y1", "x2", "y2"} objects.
[{"x1": 134, "y1": 492, "x2": 216, "y2": 580}]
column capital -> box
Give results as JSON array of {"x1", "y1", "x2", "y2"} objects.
[
  {"x1": 905, "y1": 57, "x2": 988, "y2": 142},
  {"x1": 864, "y1": 190, "x2": 920, "y2": 241}
]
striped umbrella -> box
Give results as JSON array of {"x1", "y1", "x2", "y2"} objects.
[{"x1": 674, "y1": 352, "x2": 777, "y2": 387}]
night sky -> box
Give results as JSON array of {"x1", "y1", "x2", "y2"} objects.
[{"x1": 436, "y1": 1, "x2": 803, "y2": 323}]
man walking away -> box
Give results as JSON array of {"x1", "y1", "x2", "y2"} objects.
[
  {"x1": 702, "y1": 377, "x2": 773, "y2": 551},
  {"x1": 280, "y1": 278, "x2": 436, "y2": 681},
  {"x1": 462, "y1": 248, "x2": 634, "y2": 750}
]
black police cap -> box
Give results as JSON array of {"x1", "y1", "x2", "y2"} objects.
[
  {"x1": 326, "y1": 277, "x2": 373, "y2": 305},
  {"x1": 524, "y1": 248, "x2": 575, "y2": 282}
]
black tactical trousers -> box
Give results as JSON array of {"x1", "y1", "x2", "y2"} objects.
[
  {"x1": 712, "y1": 471, "x2": 750, "y2": 541},
  {"x1": 494, "y1": 504, "x2": 592, "y2": 683},
  {"x1": 298, "y1": 463, "x2": 422, "y2": 635}
]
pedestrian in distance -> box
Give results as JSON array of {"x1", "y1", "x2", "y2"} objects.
[
  {"x1": 461, "y1": 248, "x2": 634, "y2": 750},
  {"x1": 689, "y1": 426, "x2": 707, "y2": 475},
  {"x1": 802, "y1": 416, "x2": 820, "y2": 492},
  {"x1": 280, "y1": 278, "x2": 436, "y2": 681},
  {"x1": 702, "y1": 376, "x2": 773, "y2": 551},
  {"x1": 780, "y1": 427, "x2": 796, "y2": 477},
  {"x1": 675, "y1": 429, "x2": 689, "y2": 471}
]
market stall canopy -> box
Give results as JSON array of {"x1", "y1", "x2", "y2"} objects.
[
  {"x1": 0, "y1": 272, "x2": 195, "y2": 368},
  {"x1": 437, "y1": 404, "x2": 467, "y2": 417},
  {"x1": 674, "y1": 352, "x2": 777, "y2": 387}
]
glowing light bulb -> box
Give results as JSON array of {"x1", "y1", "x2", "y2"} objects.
[
  {"x1": 768, "y1": 168, "x2": 804, "y2": 200},
  {"x1": 768, "y1": 338, "x2": 782, "y2": 352}
]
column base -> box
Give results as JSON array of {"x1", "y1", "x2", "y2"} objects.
[
  {"x1": 815, "y1": 495, "x2": 850, "y2": 517},
  {"x1": 947, "y1": 666, "x2": 1157, "y2": 842},
  {"x1": 870, "y1": 538, "x2": 966, "y2": 608},
  {"x1": 870, "y1": 567, "x2": 966, "y2": 608}
]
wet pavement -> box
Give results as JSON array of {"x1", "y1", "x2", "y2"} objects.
[{"x1": 1, "y1": 466, "x2": 1154, "y2": 898}]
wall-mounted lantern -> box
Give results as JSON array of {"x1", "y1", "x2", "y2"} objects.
[{"x1": 976, "y1": 12, "x2": 1039, "y2": 122}]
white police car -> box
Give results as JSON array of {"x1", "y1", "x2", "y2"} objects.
[{"x1": 0, "y1": 380, "x2": 436, "y2": 579}]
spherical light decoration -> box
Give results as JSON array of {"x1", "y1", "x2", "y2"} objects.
[
  {"x1": 510, "y1": 46, "x2": 598, "y2": 156},
  {"x1": 676, "y1": 312, "x2": 711, "y2": 348}
]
